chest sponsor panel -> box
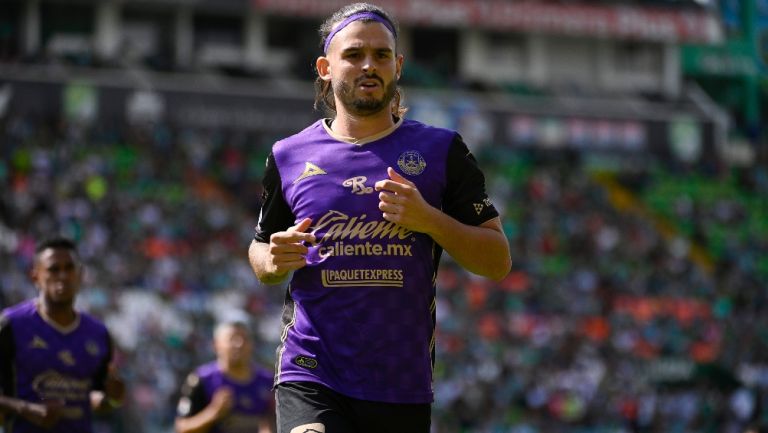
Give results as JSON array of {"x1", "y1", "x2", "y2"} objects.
[{"x1": 31, "y1": 370, "x2": 92, "y2": 402}]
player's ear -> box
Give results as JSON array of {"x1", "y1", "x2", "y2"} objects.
[
  {"x1": 29, "y1": 265, "x2": 39, "y2": 288},
  {"x1": 396, "y1": 53, "x2": 403, "y2": 80},
  {"x1": 316, "y1": 56, "x2": 332, "y2": 82}
]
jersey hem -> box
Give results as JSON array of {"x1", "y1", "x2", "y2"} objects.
[{"x1": 276, "y1": 374, "x2": 434, "y2": 404}]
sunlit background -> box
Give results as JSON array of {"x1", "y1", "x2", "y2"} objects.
[{"x1": 0, "y1": 0, "x2": 766, "y2": 432}]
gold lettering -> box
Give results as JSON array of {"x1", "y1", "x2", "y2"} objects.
[
  {"x1": 358, "y1": 221, "x2": 379, "y2": 239},
  {"x1": 341, "y1": 215, "x2": 362, "y2": 238},
  {"x1": 32, "y1": 371, "x2": 92, "y2": 402},
  {"x1": 369, "y1": 220, "x2": 411, "y2": 239},
  {"x1": 320, "y1": 269, "x2": 404, "y2": 287},
  {"x1": 312, "y1": 210, "x2": 412, "y2": 242}
]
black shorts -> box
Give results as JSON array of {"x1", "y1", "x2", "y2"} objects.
[{"x1": 275, "y1": 381, "x2": 431, "y2": 433}]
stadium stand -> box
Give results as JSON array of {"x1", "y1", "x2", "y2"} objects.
[{"x1": 1, "y1": 115, "x2": 766, "y2": 432}]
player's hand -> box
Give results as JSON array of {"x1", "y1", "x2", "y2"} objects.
[
  {"x1": 209, "y1": 388, "x2": 235, "y2": 419},
  {"x1": 375, "y1": 167, "x2": 437, "y2": 234},
  {"x1": 24, "y1": 399, "x2": 64, "y2": 429},
  {"x1": 104, "y1": 365, "x2": 126, "y2": 406},
  {"x1": 266, "y1": 218, "x2": 315, "y2": 276}
]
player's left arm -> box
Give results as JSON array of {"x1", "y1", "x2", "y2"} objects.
[
  {"x1": 375, "y1": 135, "x2": 511, "y2": 281},
  {"x1": 90, "y1": 332, "x2": 125, "y2": 412}
]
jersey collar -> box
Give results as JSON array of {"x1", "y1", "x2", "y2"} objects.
[{"x1": 322, "y1": 117, "x2": 403, "y2": 146}]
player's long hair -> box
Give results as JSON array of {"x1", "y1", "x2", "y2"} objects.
[{"x1": 315, "y1": 2, "x2": 407, "y2": 118}]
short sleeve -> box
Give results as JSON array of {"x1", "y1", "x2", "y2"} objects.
[
  {"x1": 253, "y1": 152, "x2": 295, "y2": 243},
  {"x1": 176, "y1": 372, "x2": 208, "y2": 418},
  {"x1": 0, "y1": 315, "x2": 14, "y2": 395},
  {"x1": 90, "y1": 331, "x2": 114, "y2": 391},
  {"x1": 442, "y1": 134, "x2": 499, "y2": 226}
]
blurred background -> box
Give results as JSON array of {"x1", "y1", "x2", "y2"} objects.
[{"x1": 0, "y1": 0, "x2": 766, "y2": 432}]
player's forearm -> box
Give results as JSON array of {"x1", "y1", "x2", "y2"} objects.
[
  {"x1": 426, "y1": 214, "x2": 511, "y2": 281},
  {"x1": 0, "y1": 396, "x2": 45, "y2": 421},
  {"x1": 174, "y1": 407, "x2": 220, "y2": 433},
  {"x1": 248, "y1": 241, "x2": 289, "y2": 285},
  {"x1": 0, "y1": 395, "x2": 26, "y2": 415}
]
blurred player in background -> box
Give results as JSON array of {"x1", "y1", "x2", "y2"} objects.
[
  {"x1": 248, "y1": 2, "x2": 511, "y2": 432},
  {"x1": 175, "y1": 318, "x2": 275, "y2": 433},
  {"x1": 0, "y1": 237, "x2": 125, "y2": 432}
]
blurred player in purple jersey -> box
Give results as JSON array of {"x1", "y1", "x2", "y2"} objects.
[
  {"x1": 248, "y1": 3, "x2": 511, "y2": 432},
  {"x1": 175, "y1": 318, "x2": 275, "y2": 433},
  {"x1": 0, "y1": 237, "x2": 125, "y2": 433}
]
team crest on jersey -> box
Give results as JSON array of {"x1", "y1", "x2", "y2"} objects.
[
  {"x1": 29, "y1": 335, "x2": 48, "y2": 349},
  {"x1": 58, "y1": 350, "x2": 76, "y2": 366},
  {"x1": 293, "y1": 162, "x2": 327, "y2": 184},
  {"x1": 85, "y1": 340, "x2": 100, "y2": 356},
  {"x1": 397, "y1": 150, "x2": 426, "y2": 176}
]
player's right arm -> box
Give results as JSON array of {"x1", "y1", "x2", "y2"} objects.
[
  {"x1": 0, "y1": 315, "x2": 62, "y2": 428},
  {"x1": 248, "y1": 153, "x2": 314, "y2": 285},
  {"x1": 249, "y1": 218, "x2": 315, "y2": 284},
  {"x1": 0, "y1": 396, "x2": 62, "y2": 429},
  {"x1": 174, "y1": 373, "x2": 233, "y2": 433}
]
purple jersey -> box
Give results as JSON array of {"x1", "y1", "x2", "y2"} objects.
[
  {"x1": 176, "y1": 362, "x2": 274, "y2": 433},
  {"x1": 0, "y1": 299, "x2": 112, "y2": 433},
  {"x1": 254, "y1": 118, "x2": 498, "y2": 404}
]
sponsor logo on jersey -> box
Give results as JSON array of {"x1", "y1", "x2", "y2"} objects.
[
  {"x1": 342, "y1": 176, "x2": 374, "y2": 194},
  {"x1": 29, "y1": 335, "x2": 48, "y2": 349},
  {"x1": 312, "y1": 210, "x2": 412, "y2": 243},
  {"x1": 397, "y1": 150, "x2": 426, "y2": 176},
  {"x1": 318, "y1": 241, "x2": 413, "y2": 258},
  {"x1": 473, "y1": 198, "x2": 494, "y2": 215},
  {"x1": 321, "y1": 268, "x2": 404, "y2": 287},
  {"x1": 294, "y1": 355, "x2": 318, "y2": 369},
  {"x1": 293, "y1": 162, "x2": 327, "y2": 184},
  {"x1": 32, "y1": 370, "x2": 91, "y2": 402}
]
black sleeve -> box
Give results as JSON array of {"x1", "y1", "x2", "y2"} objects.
[
  {"x1": 176, "y1": 373, "x2": 208, "y2": 418},
  {"x1": 442, "y1": 134, "x2": 499, "y2": 226},
  {"x1": 91, "y1": 331, "x2": 114, "y2": 391},
  {"x1": 253, "y1": 152, "x2": 296, "y2": 243},
  {"x1": 0, "y1": 315, "x2": 14, "y2": 396}
]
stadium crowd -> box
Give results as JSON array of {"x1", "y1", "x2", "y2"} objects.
[{"x1": 1, "y1": 114, "x2": 766, "y2": 433}]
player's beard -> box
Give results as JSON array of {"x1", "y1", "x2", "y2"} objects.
[{"x1": 334, "y1": 75, "x2": 397, "y2": 117}]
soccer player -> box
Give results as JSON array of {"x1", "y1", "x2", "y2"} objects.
[
  {"x1": 0, "y1": 237, "x2": 125, "y2": 432},
  {"x1": 247, "y1": 2, "x2": 511, "y2": 432},
  {"x1": 175, "y1": 319, "x2": 275, "y2": 433}
]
